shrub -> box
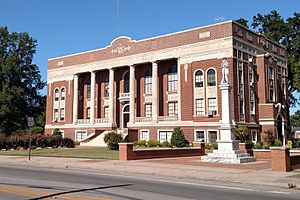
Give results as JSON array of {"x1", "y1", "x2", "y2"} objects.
[
  {"x1": 211, "y1": 142, "x2": 218, "y2": 149},
  {"x1": 263, "y1": 129, "x2": 275, "y2": 148},
  {"x1": 133, "y1": 140, "x2": 147, "y2": 147},
  {"x1": 31, "y1": 126, "x2": 44, "y2": 135},
  {"x1": 170, "y1": 127, "x2": 187, "y2": 148},
  {"x1": 161, "y1": 141, "x2": 171, "y2": 148},
  {"x1": 53, "y1": 128, "x2": 63, "y2": 137},
  {"x1": 253, "y1": 142, "x2": 263, "y2": 149},
  {"x1": 273, "y1": 139, "x2": 282, "y2": 147},
  {"x1": 235, "y1": 126, "x2": 250, "y2": 143},
  {"x1": 104, "y1": 131, "x2": 123, "y2": 150},
  {"x1": 287, "y1": 140, "x2": 293, "y2": 148},
  {"x1": 147, "y1": 140, "x2": 161, "y2": 147}
]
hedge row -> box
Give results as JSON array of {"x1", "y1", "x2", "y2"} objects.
[{"x1": 0, "y1": 134, "x2": 75, "y2": 150}]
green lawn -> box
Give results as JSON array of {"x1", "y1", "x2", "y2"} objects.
[{"x1": 0, "y1": 147, "x2": 119, "y2": 160}]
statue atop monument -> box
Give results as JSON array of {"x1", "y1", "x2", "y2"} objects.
[{"x1": 221, "y1": 58, "x2": 229, "y2": 83}]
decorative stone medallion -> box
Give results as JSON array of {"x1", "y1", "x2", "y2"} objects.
[{"x1": 111, "y1": 45, "x2": 131, "y2": 55}]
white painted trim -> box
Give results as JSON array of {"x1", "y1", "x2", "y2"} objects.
[
  {"x1": 157, "y1": 129, "x2": 173, "y2": 142},
  {"x1": 75, "y1": 130, "x2": 87, "y2": 142},
  {"x1": 122, "y1": 104, "x2": 130, "y2": 129},
  {"x1": 139, "y1": 129, "x2": 150, "y2": 141},
  {"x1": 193, "y1": 69, "x2": 205, "y2": 116}
]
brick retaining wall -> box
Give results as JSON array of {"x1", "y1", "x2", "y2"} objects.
[
  {"x1": 119, "y1": 142, "x2": 205, "y2": 160},
  {"x1": 252, "y1": 149, "x2": 271, "y2": 159}
]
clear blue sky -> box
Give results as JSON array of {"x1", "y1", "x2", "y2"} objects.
[{"x1": 0, "y1": 0, "x2": 299, "y2": 113}]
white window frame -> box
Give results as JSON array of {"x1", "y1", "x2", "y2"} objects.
[
  {"x1": 54, "y1": 88, "x2": 59, "y2": 101},
  {"x1": 53, "y1": 109, "x2": 59, "y2": 122},
  {"x1": 195, "y1": 98, "x2": 204, "y2": 116},
  {"x1": 207, "y1": 98, "x2": 217, "y2": 114},
  {"x1": 194, "y1": 130, "x2": 205, "y2": 142},
  {"x1": 267, "y1": 66, "x2": 275, "y2": 101},
  {"x1": 238, "y1": 61, "x2": 245, "y2": 121},
  {"x1": 140, "y1": 130, "x2": 150, "y2": 141},
  {"x1": 75, "y1": 130, "x2": 87, "y2": 142},
  {"x1": 145, "y1": 104, "x2": 152, "y2": 117},
  {"x1": 251, "y1": 130, "x2": 258, "y2": 143},
  {"x1": 168, "y1": 102, "x2": 178, "y2": 116},
  {"x1": 194, "y1": 70, "x2": 204, "y2": 88},
  {"x1": 206, "y1": 69, "x2": 216, "y2": 87},
  {"x1": 61, "y1": 87, "x2": 66, "y2": 101},
  {"x1": 157, "y1": 130, "x2": 173, "y2": 143},
  {"x1": 207, "y1": 130, "x2": 218, "y2": 144},
  {"x1": 145, "y1": 67, "x2": 152, "y2": 94},
  {"x1": 60, "y1": 108, "x2": 65, "y2": 121},
  {"x1": 168, "y1": 64, "x2": 178, "y2": 92},
  {"x1": 104, "y1": 106, "x2": 109, "y2": 119}
]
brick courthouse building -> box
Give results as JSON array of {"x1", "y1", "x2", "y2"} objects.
[{"x1": 45, "y1": 21, "x2": 289, "y2": 145}]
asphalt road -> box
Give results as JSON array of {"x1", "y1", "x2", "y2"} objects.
[{"x1": 0, "y1": 165, "x2": 299, "y2": 200}]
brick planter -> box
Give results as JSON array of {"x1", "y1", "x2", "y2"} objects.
[
  {"x1": 252, "y1": 149, "x2": 271, "y2": 159},
  {"x1": 119, "y1": 142, "x2": 205, "y2": 160}
]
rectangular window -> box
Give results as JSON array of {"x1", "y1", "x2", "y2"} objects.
[
  {"x1": 207, "y1": 98, "x2": 217, "y2": 113},
  {"x1": 195, "y1": 131, "x2": 205, "y2": 142},
  {"x1": 168, "y1": 102, "x2": 178, "y2": 116},
  {"x1": 238, "y1": 61, "x2": 244, "y2": 121},
  {"x1": 54, "y1": 109, "x2": 59, "y2": 122},
  {"x1": 104, "y1": 81, "x2": 109, "y2": 97},
  {"x1": 87, "y1": 84, "x2": 91, "y2": 99},
  {"x1": 208, "y1": 131, "x2": 218, "y2": 143},
  {"x1": 145, "y1": 104, "x2": 152, "y2": 117},
  {"x1": 76, "y1": 131, "x2": 87, "y2": 141},
  {"x1": 250, "y1": 89, "x2": 255, "y2": 115},
  {"x1": 87, "y1": 108, "x2": 90, "y2": 119},
  {"x1": 251, "y1": 131, "x2": 257, "y2": 143},
  {"x1": 60, "y1": 108, "x2": 65, "y2": 121},
  {"x1": 268, "y1": 66, "x2": 274, "y2": 101},
  {"x1": 145, "y1": 77, "x2": 152, "y2": 94},
  {"x1": 237, "y1": 50, "x2": 242, "y2": 60},
  {"x1": 104, "y1": 106, "x2": 109, "y2": 119},
  {"x1": 168, "y1": 73, "x2": 178, "y2": 92},
  {"x1": 140, "y1": 130, "x2": 149, "y2": 141},
  {"x1": 159, "y1": 131, "x2": 172, "y2": 142},
  {"x1": 54, "y1": 91, "x2": 59, "y2": 101},
  {"x1": 195, "y1": 98, "x2": 204, "y2": 116}
]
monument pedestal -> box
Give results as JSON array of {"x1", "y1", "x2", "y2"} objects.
[{"x1": 201, "y1": 67, "x2": 255, "y2": 163}]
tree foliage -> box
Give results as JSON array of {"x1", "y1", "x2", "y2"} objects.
[
  {"x1": 170, "y1": 127, "x2": 187, "y2": 148},
  {"x1": 291, "y1": 110, "x2": 300, "y2": 127},
  {"x1": 0, "y1": 27, "x2": 45, "y2": 135},
  {"x1": 235, "y1": 125, "x2": 250, "y2": 143},
  {"x1": 235, "y1": 18, "x2": 249, "y2": 28},
  {"x1": 237, "y1": 11, "x2": 300, "y2": 106}
]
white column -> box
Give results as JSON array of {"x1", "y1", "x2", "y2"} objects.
[
  {"x1": 129, "y1": 65, "x2": 135, "y2": 123},
  {"x1": 177, "y1": 58, "x2": 181, "y2": 121},
  {"x1": 90, "y1": 71, "x2": 96, "y2": 124},
  {"x1": 152, "y1": 61, "x2": 158, "y2": 122},
  {"x1": 73, "y1": 74, "x2": 78, "y2": 124},
  {"x1": 108, "y1": 68, "x2": 115, "y2": 125}
]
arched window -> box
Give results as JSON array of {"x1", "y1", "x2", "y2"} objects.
[
  {"x1": 207, "y1": 69, "x2": 216, "y2": 86},
  {"x1": 123, "y1": 71, "x2": 129, "y2": 93},
  {"x1": 54, "y1": 89, "x2": 59, "y2": 101},
  {"x1": 104, "y1": 76, "x2": 109, "y2": 97},
  {"x1": 195, "y1": 70, "x2": 204, "y2": 87},
  {"x1": 145, "y1": 67, "x2": 152, "y2": 94},
  {"x1": 61, "y1": 88, "x2": 66, "y2": 101},
  {"x1": 168, "y1": 64, "x2": 177, "y2": 92}
]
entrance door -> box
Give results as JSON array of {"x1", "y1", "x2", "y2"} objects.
[{"x1": 123, "y1": 105, "x2": 130, "y2": 128}]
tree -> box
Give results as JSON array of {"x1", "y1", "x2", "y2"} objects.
[
  {"x1": 291, "y1": 110, "x2": 300, "y2": 127},
  {"x1": 235, "y1": 18, "x2": 249, "y2": 28},
  {"x1": 0, "y1": 27, "x2": 45, "y2": 135},
  {"x1": 170, "y1": 127, "x2": 187, "y2": 148},
  {"x1": 235, "y1": 125, "x2": 250, "y2": 143},
  {"x1": 237, "y1": 11, "x2": 300, "y2": 106}
]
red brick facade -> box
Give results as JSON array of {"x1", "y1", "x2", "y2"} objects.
[{"x1": 46, "y1": 21, "x2": 288, "y2": 144}]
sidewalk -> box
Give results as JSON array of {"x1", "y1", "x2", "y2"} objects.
[{"x1": 0, "y1": 155, "x2": 299, "y2": 189}]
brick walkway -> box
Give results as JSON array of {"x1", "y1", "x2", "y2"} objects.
[{"x1": 144, "y1": 156, "x2": 271, "y2": 170}]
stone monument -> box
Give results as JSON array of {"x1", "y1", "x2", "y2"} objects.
[{"x1": 201, "y1": 58, "x2": 256, "y2": 163}]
